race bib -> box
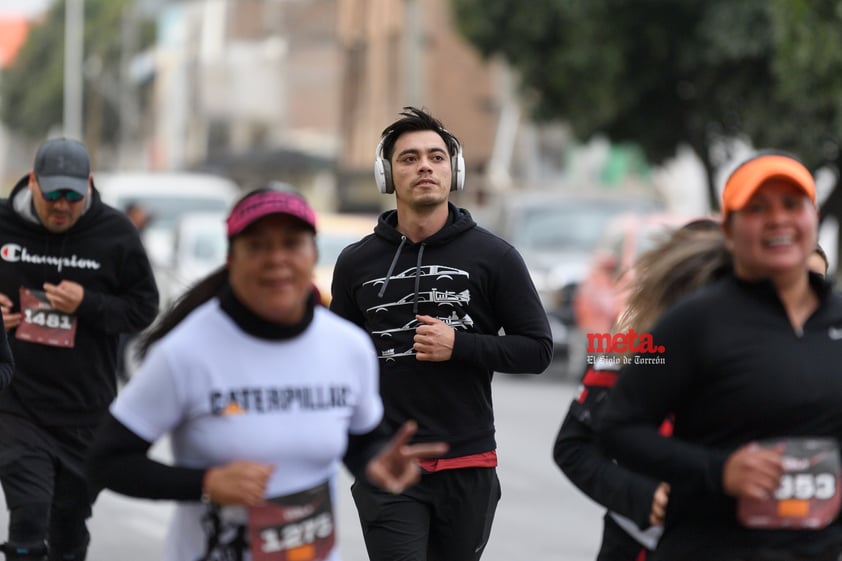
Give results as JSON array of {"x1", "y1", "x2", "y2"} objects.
[
  {"x1": 15, "y1": 287, "x2": 77, "y2": 348},
  {"x1": 248, "y1": 480, "x2": 335, "y2": 561},
  {"x1": 737, "y1": 437, "x2": 842, "y2": 529}
]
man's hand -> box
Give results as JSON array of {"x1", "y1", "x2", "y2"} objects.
[
  {"x1": 723, "y1": 442, "x2": 784, "y2": 500},
  {"x1": 43, "y1": 281, "x2": 85, "y2": 314},
  {"x1": 0, "y1": 293, "x2": 20, "y2": 331},
  {"x1": 203, "y1": 461, "x2": 276, "y2": 506},
  {"x1": 366, "y1": 420, "x2": 449, "y2": 494},
  {"x1": 413, "y1": 314, "x2": 455, "y2": 362},
  {"x1": 649, "y1": 482, "x2": 670, "y2": 526}
]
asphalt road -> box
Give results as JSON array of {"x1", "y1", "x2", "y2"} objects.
[{"x1": 0, "y1": 375, "x2": 604, "y2": 560}]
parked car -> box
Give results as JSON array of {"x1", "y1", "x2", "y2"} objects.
[
  {"x1": 573, "y1": 212, "x2": 696, "y2": 338},
  {"x1": 484, "y1": 190, "x2": 663, "y2": 376},
  {"x1": 96, "y1": 172, "x2": 240, "y2": 379},
  {"x1": 313, "y1": 212, "x2": 375, "y2": 305},
  {"x1": 95, "y1": 171, "x2": 240, "y2": 271},
  {"x1": 155, "y1": 211, "x2": 228, "y2": 308},
  {"x1": 155, "y1": 210, "x2": 376, "y2": 309}
]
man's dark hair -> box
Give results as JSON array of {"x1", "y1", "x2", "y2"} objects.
[{"x1": 380, "y1": 106, "x2": 460, "y2": 162}]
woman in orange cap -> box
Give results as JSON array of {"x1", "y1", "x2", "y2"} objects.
[{"x1": 600, "y1": 152, "x2": 842, "y2": 561}]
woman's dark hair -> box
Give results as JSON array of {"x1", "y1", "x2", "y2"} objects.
[
  {"x1": 136, "y1": 266, "x2": 228, "y2": 359},
  {"x1": 813, "y1": 243, "x2": 830, "y2": 275},
  {"x1": 380, "y1": 106, "x2": 460, "y2": 162}
]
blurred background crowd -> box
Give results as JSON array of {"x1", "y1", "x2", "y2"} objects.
[{"x1": 1, "y1": 0, "x2": 841, "y2": 381}]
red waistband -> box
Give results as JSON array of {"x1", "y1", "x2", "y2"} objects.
[{"x1": 418, "y1": 450, "x2": 498, "y2": 472}]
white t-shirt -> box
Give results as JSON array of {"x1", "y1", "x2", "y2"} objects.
[{"x1": 111, "y1": 299, "x2": 382, "y2": 561}]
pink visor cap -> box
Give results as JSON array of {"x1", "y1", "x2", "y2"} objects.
[{"x1": 226, "y1": 191, "x2": 317, "y2": 238}]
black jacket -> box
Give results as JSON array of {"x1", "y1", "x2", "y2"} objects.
[
  {"x1": 0, "y1": 319, "x2": 12, "y2": 392},
  {"x1": 330, "y1": 203, "x2": 552, "y2": 456},
  {"x1": 0, "y1": 175, "x2": 159, "y2": 428},
  {"x1": 599, "y1": 273, "x2": 842, "y2": 560},
  {"x1": 554, "y1": 361, "x2": 661, "y2": 531}
]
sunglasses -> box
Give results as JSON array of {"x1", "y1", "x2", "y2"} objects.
[{"x1": 41, "y1": 189, "x2": 85, "y2": 203}]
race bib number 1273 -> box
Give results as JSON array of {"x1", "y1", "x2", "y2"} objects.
[{"x1": 248, "y1": 480, "x2": 335, "y2": 561}]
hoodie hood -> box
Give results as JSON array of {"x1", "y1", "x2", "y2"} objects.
[
  {"x1": 373, "y1": 202, "x2": 477, "y2": 247},
  {"x1": 372, "y1": 203, "x2": 477, "y2": 306}
]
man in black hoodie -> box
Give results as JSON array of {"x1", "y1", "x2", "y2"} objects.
[
  {"x1": 0, "y1": 138, "x2": 159, "y2": 561},
  {"x1": 330, "y1": 107, "x2": 552, "y2": 561}
]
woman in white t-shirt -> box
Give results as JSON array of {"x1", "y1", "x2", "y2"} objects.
[{"x1": 87, "y1": 186, "x2": 446, "y2": 561}]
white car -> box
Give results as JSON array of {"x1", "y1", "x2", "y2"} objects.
[
  {"x1": 157, "y1": 211, "x2": 228, "y2": 307},
  {"x1": 313, "y1": 212, "x2": 375, "y2": 305},
  {"x1": 96, "y1": 172, "x2": 239, "y2": 379},
  {"x1": 94, "y1": 171, "x2": 240, "y2": 271}
]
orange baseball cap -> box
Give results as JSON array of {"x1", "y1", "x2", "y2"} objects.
[{"x1": 721, "y1": 154, "x2": 815, "y2": 217}]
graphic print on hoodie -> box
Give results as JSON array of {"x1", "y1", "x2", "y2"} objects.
[
  {"x1": 365, "y1": 264, "x2": 475, "y2": 361},
  {"x1": 330, "y1": 203, "x2": 553, "y2": 454}
]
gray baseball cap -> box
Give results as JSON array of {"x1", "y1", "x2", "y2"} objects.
[{"x1": 33, "y1": 138, "x2": 90, "y2": 196}]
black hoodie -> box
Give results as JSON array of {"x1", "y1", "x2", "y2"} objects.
[
  {"x1": 0, "y1": 175, "x2": 159, "y2": 428},
  {"x1": 330, "y1": 203, "x2": 552, "y2": 456}
]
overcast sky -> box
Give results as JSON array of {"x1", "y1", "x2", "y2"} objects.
[{"x1": 0, "y1": 0, "x2": 51, "y2": 18}]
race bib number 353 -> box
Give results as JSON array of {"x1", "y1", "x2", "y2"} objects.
[
  {"x1": 737, "y1": 437, "x2": 842, "y2": 529},
  {"x1": 15, "y1": 287, "x2": 78, "y2": 348}
]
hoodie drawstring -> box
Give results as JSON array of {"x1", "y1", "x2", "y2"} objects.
[
  {"x1": 377, "y1": 236, "x2": 408, "y2": 298},
  {"x1": 412, "y1": 243, "x2": 426, "y2": 314}
]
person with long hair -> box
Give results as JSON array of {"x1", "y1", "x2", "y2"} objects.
[
  {"x1": 599, "y1": 153, "x2": 842, "y2": 560},
  {"x1": 87, "y1": 187, "x2": 446, "y2": 561},
  {"x1": 554, "y1": 218, "x2": 731, "y2": 560}
]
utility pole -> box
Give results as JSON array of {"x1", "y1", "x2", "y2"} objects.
[
  {"x1": 64, "y1": 0, "x2": 85, "y2": 140},
  {"x1": 404, "y1": 0, "x2": 423, "y2": 107},
  {"x1": 119, "y1": 2, "x2": 140, "y2": 168}
]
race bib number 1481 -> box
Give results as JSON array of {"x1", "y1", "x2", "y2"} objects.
[{"x1": 15, "y1": 287, "x2": 77, "y2": 348}]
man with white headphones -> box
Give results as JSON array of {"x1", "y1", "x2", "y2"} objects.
[{"x1": 330, "y1": 106, "x2": 552, "y2": 561}]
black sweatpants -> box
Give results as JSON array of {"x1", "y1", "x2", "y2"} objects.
[
  {"x1": 351, "y1": 467, "x2": 501, "y2": 561},
  {"x1": 0, "y1": 413, "x2": 94, "y2": 560}
]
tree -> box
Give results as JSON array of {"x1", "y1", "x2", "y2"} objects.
[
  {"x1": 0, "y1": 0, "x2": 154, "y2": 153},
  {"x1": 744, "y1": 0, "x2": 842, "y2": 245},
  {"x1": 452, "y1": 0, "x2": 782, "y2": 210}
]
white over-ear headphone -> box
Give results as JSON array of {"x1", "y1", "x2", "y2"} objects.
[{"x1": 374, "y1": 135, "x2": 466, "y2": 194}]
